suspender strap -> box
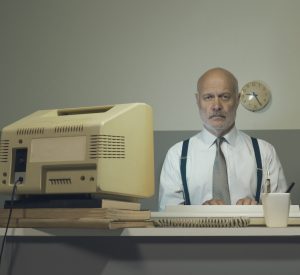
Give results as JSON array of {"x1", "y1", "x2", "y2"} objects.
[
  {"x1": 180, "y1": 139, "x2": 191, "y2": 205},
  {"x1": 251, "y1": 137, "x2": 263, "y2": 203}
]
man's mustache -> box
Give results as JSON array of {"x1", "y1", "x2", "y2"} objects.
[{"x1": 209, "y1": 113, "x2": 226, "y2": 119}]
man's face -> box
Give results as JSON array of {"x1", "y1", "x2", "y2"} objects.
[{"x1": 196, "y1": 72, "x2": 240, "y2": 136}]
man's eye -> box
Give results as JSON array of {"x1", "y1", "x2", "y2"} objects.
[
  {"x1": 221, "y1": 94, "x2": 231, "y2": 100},
  {"x1": 203, "y1": 95, "x2": 213, "y2": 101}
]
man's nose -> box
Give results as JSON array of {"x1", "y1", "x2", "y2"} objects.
[{"x1": 212, "y1": 98, "x2": 222, "y2": 111}]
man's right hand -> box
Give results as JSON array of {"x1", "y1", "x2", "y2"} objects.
[{"x1": 202, "y1": 199, "x2": 225, "y2": 205}]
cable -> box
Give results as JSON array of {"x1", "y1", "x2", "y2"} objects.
[{"x1": 0, "y1": 177, "x2": 23, "y2": 268}]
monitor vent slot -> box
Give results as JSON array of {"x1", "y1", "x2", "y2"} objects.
[
  {"x1": 54, "y1": 125, "x2": 84, "y2": 133},
  {"x1": 49, "y1": 178, "x2": 72, "y2": 185},
  {"x1": 89, "y1": 135, "x2": 125, "y2": 159},
  {"x1": 0, "y1": 140, "x2": 9, "y2": 163},
  {"x1": 17, "y1": 128, "x2": 44, "y2": 135}
]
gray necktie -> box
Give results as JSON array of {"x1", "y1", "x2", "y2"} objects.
[{"x1": 212, "y1": 137, "x2": 231, "y2": 204}]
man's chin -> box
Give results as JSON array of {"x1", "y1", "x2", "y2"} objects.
[
  {"x1": 205, "y1": 121, "x2": 229, "y2": 131},
  {"x1": 204, "y1": 124, "x2": 225, "y2": 133},
  {"x1": 204, "y1": 121, "x2": 235, "y2": 135},
  {"x1": 210, "y1": 122, "x2": 226, "y2": 129}
]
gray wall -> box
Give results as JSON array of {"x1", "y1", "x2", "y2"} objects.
[{"x1": 1, "y1": 0, "x2": 300, "y2": 131}]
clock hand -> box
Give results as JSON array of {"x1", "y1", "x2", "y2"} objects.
[{"x1": 253, "y1": 93, "x2": 262, "y2": 106}]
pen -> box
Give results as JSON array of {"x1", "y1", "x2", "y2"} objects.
[
  {"x1": 286, "y1": 182, "x2": 295, "y2": 193},
  {"x1": 265, "y1": 170, "x2": 271, "y2": 193}
]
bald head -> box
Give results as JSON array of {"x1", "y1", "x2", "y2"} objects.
[{"x1": 197, "y1": 68, "x2": 239, "y2": 95}]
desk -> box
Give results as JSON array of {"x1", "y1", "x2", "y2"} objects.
[
  {"x1": 2, "y1": 226, "x2": 300, "y2": 237},
  {"x1": 1, "y1": 227, "x2": 300, "y2": 275}
]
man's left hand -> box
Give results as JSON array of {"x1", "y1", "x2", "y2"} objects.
[{"x1": 236, "y1": 197, "x2": 257, "y2": 205}]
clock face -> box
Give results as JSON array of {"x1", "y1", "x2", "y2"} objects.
[{"x1": 240, "y1": 81, "x2": 271, "y2": 112}]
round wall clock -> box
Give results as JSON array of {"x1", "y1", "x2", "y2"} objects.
[{"x1": 240, "y1": 80, "x2": 271, "y2": 112}]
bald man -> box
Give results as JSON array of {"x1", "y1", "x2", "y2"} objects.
[{"x1": 159, "y1": 68, "x2": 287, "y2": 210}]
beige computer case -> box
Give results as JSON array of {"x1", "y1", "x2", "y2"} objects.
[{"x1": 0, "y1": 103, "x2": 155, "y2": 199}]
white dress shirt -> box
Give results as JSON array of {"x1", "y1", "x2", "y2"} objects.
[{"x1": 159, "y1": 127, "x2": 288, "y2": 211}]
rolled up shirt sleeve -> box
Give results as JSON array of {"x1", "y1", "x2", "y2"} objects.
[
  {"x1": 259, "y1": 140, "x2": 288, "y2": 193},
  {"x1": 159, "y1": 143, "x2": 185, "y2": 211}
]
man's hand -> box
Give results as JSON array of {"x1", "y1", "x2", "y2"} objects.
[
  {"x1": 202, "y1": 198, "x2": 257, "y2": 205},
  {"x1": 202, "y1": 199, "x2": 225, "y2": 205},
  {"x1": 236, "y1": 197, "x2": 257, "y2": 205}
]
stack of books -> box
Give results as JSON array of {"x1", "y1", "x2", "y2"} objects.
[{"x1": 0, "y1": 199, "x2": 154, "y2": 230}]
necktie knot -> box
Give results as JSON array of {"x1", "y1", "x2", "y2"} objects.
[{"x1": 215, "y1": 137, "x2": 225, "y2": 149}]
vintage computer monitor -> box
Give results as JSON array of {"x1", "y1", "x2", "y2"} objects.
[{"x1": 0, "y1": 103, "x2": 154, "y2": 204}]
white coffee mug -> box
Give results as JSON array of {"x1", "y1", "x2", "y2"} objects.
[{"x1": 261, "y1": 193, "x2": 290, "y2": 227}]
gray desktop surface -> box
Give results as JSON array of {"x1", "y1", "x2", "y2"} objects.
[{"x1": 1, "y1": 235, "x2": 300, "y2": 275}]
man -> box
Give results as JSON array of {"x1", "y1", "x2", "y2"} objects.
[{"x1": 159, "y1": 67, "x2": 287, "y2": 210}]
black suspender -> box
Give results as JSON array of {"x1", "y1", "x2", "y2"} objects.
[
  {"x1": 251, "y1": 137, "x2": 263, "y2": 203},
  {"x1": 180, "y1": 137, "x2": 262, "y2": 204},
  {"x1": 180, "y1": 139, "x2": 191, "y2": 205}
]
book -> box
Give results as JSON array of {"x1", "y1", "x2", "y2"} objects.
[
  {"x1": 100, "y1": 199, "x2": 141, "y2": 210},
  {"x1": 0, "y1": 208, "x2": 150, "y2": 221},
  {"x1": 152, "y1": 216, "x2": 300, "y2": 227},
  {"x1": 163, "y1": 205, "x2": 300, "y2": 217},
  {"x1": 151, "y1": 205, "x2": 300, "y2": 227},
  {"x1": 249, "y1": 216, "x2": 300, "y2": 226},
  {"x1": 0, "y1": 218, "x2": 154, "y2": 230}
]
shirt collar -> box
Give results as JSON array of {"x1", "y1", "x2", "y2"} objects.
[
  {"x1": 199, "y1": 126, "x2": 238, "y2": 147},
  {"x1": 223, "y1": 126, "x2": 238, "y2": 145}
]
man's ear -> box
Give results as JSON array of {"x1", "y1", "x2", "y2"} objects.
[
  {"x1": 195, "y1": 93, "x2": 200, "y2": 108},
  {"x1": 237, "y1": 92, "x2": 241, "y2": 103}
]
